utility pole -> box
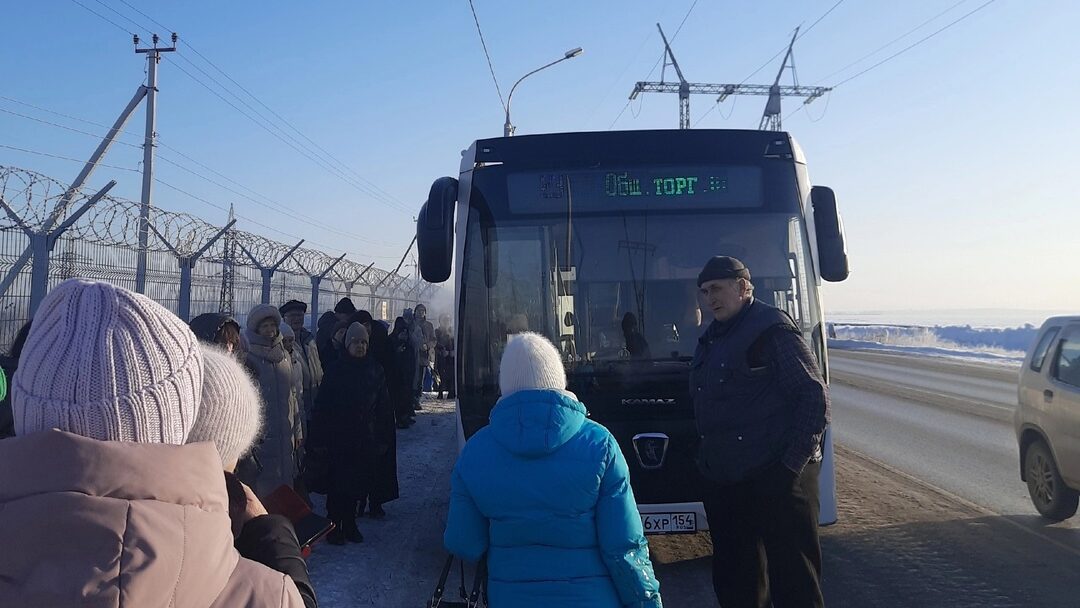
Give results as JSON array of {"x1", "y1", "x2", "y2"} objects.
[
  {"x1": 629, "y1": 24, "x2": 829, "y2": 131},
  {"x1": 219, "y1": 203, "x2": 236, "y2": 315},
  {"x1": 134, "y1": 33, "x2": 177, "y2": 294}
]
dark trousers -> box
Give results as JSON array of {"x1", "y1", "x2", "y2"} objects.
[
  {"x1": 326, "y1": 492, "x2": 358, "y2": 523},
  {"x1": 703, "y1": 461, "x2": 824, "y2": 608}
]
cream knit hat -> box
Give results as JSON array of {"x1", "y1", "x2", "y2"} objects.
[
  {"x1": 12, "y1": 278, "x2": 203, "y2": 444},
  {"x1": 187, "y1": 345, "x2": 263, "y2": 466},
  {"x1": 499, "y1": 332, "x2": 566, "y2": 397}
]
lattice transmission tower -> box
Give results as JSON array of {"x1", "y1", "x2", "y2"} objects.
[{"x1": 629, "y1": 24, "x2": 830, "y2": 130}]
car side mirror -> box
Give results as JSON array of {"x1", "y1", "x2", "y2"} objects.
[
  {"x1": 811, "y1": 185, "x2": 850, "y2": 282},
  {"x1": 417, "y1": 177, "x2": 458, "y2": 283}
]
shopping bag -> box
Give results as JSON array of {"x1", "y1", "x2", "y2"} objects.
[
  {"x1": 262, "y1": 484, "x2": 334, "y2": 555},
  {"x1": 427, "y1": 554, "x2": 486, "y2": 608}
]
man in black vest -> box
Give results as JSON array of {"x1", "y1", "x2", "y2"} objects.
[{"x1": 691, "y1": 256, "x2": 829, "y2": 608}]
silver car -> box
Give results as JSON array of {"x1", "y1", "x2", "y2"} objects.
[{"x1": 1016, "y1": 316, "x2": 1080, "y2": 521}]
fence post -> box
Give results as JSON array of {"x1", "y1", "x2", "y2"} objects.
[
  {"x1": 309, "y1": 253, "x2": 347, "y2": 333},
  {"x1": 0, "y1": 181, "x2": 116, "y2": 317},
  {"x1": 160, "y1": 219, "x2": 236, "y2": 321}
]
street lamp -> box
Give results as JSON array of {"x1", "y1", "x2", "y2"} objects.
[{"x1": 503, "y1": 47, "x2": 583, "y2": 137}]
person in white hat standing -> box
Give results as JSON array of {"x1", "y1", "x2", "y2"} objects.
[
  {"x1": 0, "y1": 278, "x2": 304, "y2": 607},
  {"x1": 444, "y1": 332, "x2": 663, "y2": 607}
]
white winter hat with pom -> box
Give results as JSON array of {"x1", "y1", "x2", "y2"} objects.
[
  {"x1": 186, "y1": 344, "x2": 263, "y2": 468},
  {"x1": 499, "y1": 332, "x2": 566, "y2": 397}
]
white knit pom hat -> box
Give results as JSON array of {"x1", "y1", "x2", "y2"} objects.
[
  {"x1": 12, "y1": 278, "x2": 203, "y2": 444},
  {"x1": 187, "y1": 345, "x2": 263, "y2": 467},
  {"x1": 499, "y1": 332, "x2": 566, "y2": 397}
]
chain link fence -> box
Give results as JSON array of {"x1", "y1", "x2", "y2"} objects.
[{"x1": 0, "y1": 165, "x2": 434, "y2": 350}]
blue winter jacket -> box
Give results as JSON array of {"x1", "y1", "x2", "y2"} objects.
[{"x1": 444, "y1": 389, "x2": 662, "y2": 607}]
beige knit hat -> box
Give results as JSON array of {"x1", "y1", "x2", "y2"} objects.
[
  {"x1": 12, "y1": 278, "x2": 203, "y2": 444},
  {"x1": 186, "y1": 345, "x2": 263, "y2": 467}
]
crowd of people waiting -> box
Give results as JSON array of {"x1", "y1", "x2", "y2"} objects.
[{"x1": 0, "y1": 278, "x2": 453, "y2": 606}]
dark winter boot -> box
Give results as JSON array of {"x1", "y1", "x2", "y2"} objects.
[
  {"x1": 326, "y1": 522, "x2": 346, "y2": 546},
  {"x1": 369, "y1": 503, "x2": 386, "y2": 519},
  {"x1": 342, "y1": 517, "x2": 364, "y2": 543}
]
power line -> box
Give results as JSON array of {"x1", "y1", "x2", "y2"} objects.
[
  {"x1": 69, "y1": 0, "x2": 134, "y2": 35},
  {"x1": 115, "y1": 0, "x2": 172, "y2": 32},
  {"x1": 167, "y1": 54, "x2": 410, "y2": 213},
  {"x1": 819, "y1": 0, "x2": 970, "y2": 82},
  {"x1": 692, "y1": 95, "x2": 737, "y2": 128},
  {"x1": 831, "y1": 0, "x2": 997, "y2": 88},
  {"x1": 611, "y1": 0, "x2": 700, "y2": 128},
  {"x1": 152, "y1": 179, "x2": 400, "y2": 261},
  {"x1": 90, "y1": 0, "x2": 152, "y2": 36},
  {"x1": 154, "y1": 154, "x2": 398, "y2": 247},
  {"x1": 113, "y1": 0, "x2": 409, "y2": 207},
  {"x1": 467, "y1": 0, "x2": 507, "y2": 112},
  {"x1": 798, "y1": 0, "x2": 846, "y2": 41},
  {"x1": 737, "y1": 0, "x2": 846, "y2": 86},
  {"x1": 0, "y1": 108, "x2": 144, "y2": 150},
  {"x1": 178, "y1": 44, "x2": 407, "y2": 207},
  {"x1": 0, "y1": 142, "x2": 139, "y2": 172},
  {"x1": 0, "y1": 143, "x2": 403, "y2": 262},
  {"x1": 0, "y1": 95, "x2": 139, "y2": 138},
  {"x1": 0, "y1": 95, "x2": 400, "y2": 247},
  {"x1": 164, "y1": 58, "x2": 412, "y2": 215},
  {"x1": 74, "y1": 0, "x2": 412, "y2": 215}
]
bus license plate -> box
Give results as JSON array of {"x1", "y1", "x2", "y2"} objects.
[{"x1": 641, "y1": 512, "x2": 697, "y2": 535}]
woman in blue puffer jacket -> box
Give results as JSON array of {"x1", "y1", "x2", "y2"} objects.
[{"x1": 444, "y1": 332, "x2": 663, "y2": 607}]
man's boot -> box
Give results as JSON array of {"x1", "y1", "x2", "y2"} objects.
[
  {"x1": 326, "y1": 521, "x2": 346, "y2": 546},
  {"x1": 342, "y1": 517, "x2": 365, "y2": 543}
]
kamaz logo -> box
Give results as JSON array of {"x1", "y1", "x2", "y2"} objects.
[{"x1": 621, "y1": 398, "x2": 677, "y2": 406}]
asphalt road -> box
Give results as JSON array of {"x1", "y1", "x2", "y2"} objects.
[
  {"x1": 654, "y1": 349, "x2": 1080, "y2": 607},
  {"x1": 830, "y1": 349, "x2": 1080, "y2": 535}
]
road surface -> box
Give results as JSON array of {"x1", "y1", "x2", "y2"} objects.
[{"x1": 655, "y1": 349, "x2": 1080, "y2": 607}]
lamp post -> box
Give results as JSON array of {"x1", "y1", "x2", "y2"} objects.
[{"x1": 503, "y1": 47, "x2": 583, "y2": 137}]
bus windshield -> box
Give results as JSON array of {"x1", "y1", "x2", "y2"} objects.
[{"x1": 459, "y1": 205, "x2": 820, "y2": 389}]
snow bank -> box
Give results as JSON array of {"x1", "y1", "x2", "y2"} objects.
[{"x1": 827, "y1": 323, "x2": 1033, "y2": 366}]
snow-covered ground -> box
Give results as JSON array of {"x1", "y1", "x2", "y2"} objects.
[
  {"x1": 827, "y1": 323, "x2": 1032, "y2": 366},
  {"x1": 306, "y1": 397, "x2": 459, "y2": 607}
]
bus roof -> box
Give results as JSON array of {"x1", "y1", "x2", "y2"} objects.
[{"x1": 467, "y1": 129, "x2": 806, "y2": 169}]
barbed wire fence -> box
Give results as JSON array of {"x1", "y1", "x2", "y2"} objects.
[{"x1": 0, "y1": 165, "x2": 435, "y2": 349}]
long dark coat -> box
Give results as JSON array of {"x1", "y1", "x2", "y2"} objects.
[
  {"x1": 390, "y1": 320, "x2": 419, "y2": 414},
  {"x1": 311, "y1": 353, "x2": 392, "y2": 498},
  {"x1": 315, "y1": 311, "x2": 339, "y2": 364},
  {"x1": 351, "y1": 312, "x2": 400, "y2": 504}
]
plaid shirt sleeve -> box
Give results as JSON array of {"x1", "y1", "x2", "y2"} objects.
[{"x1": 756, "y1": 326, "x2": 831, "y2": 474}]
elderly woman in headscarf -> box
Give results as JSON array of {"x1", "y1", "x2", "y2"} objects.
[
  {"x1": 310, "y1": 322, "x2": 392, "y2": 545},
  {"x1": 350, "y1": 310, "x2": 399, "y2": 518},
  {"x1": 243, "y1": 304, "x2": 300, "y2": 498}
]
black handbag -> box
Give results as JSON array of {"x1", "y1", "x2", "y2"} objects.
[
  {"x1": 300, "y1": 446, "x2": 331, "y2": 495},
  {"x1": 427, "y1": 554, "x2": 487, "y2": 608}
]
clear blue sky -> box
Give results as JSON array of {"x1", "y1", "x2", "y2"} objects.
[{"x1": 1, "y1": 1, "x2": 1076, "y2": 312}]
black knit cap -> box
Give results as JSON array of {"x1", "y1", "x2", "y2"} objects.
[
  {"x1": 334, "y1": 297, "x2": 357, "y2": 315},
  {"x1": 697, "y1": 256, "x2": 751, "y2": 287},
  {"x1": 279, "y1": 299, "x2": 307, "y2": 315}
]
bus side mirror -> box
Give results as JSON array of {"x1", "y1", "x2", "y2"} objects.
[
  {"x1": 811, "y1": 186, "x2": 849, "y2": 282},
  {"x1": 417, "y1": 177, "x2": 458, "y2": 283}
]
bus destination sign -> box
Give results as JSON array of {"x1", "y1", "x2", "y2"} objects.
[{"x1": 509, "y1": 165, "x2": 762, "y2": 213}]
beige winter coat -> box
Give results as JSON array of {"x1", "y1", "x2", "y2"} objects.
[{"x1": 0, "y1": 429, "x2": 305, "y2": 608}]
